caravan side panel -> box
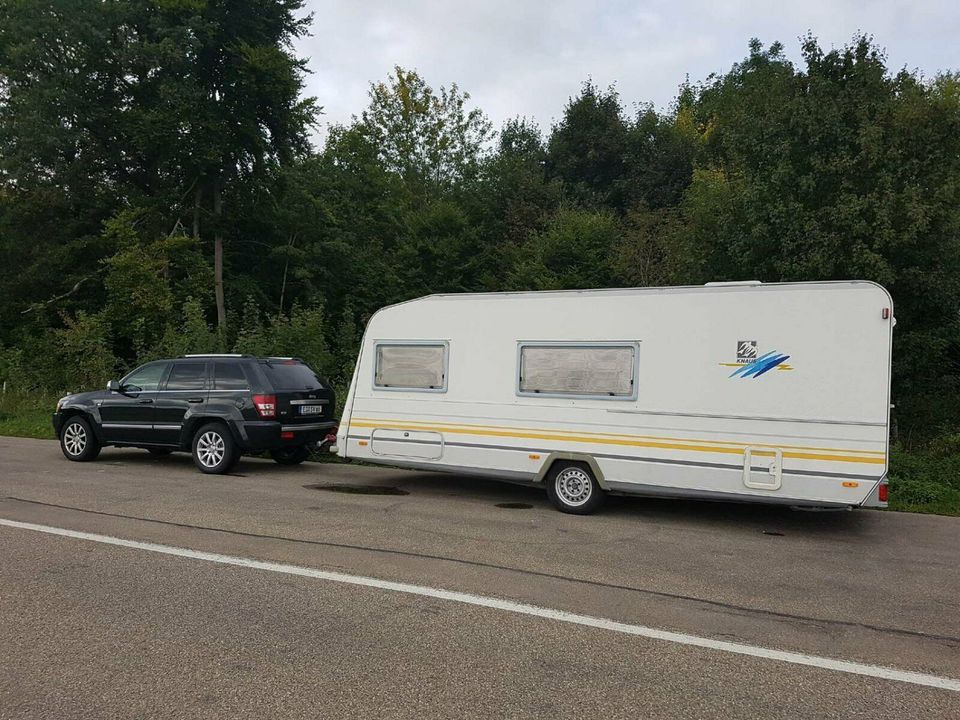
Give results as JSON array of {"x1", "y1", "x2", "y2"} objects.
[{"x1": 339, "y1": 282, "x2": 892, "y2": 508}]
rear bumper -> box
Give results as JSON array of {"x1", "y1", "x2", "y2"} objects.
[{"x1": 241, "y1": 420, "x2": 336, "y2": 452}]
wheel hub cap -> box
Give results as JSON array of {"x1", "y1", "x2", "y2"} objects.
[
  {"x1": 197, "y1": 431, "x2": 225, "y2": 468},
  {"x1": 556, "y1": 468, "x2": 592, "y2": 506}
]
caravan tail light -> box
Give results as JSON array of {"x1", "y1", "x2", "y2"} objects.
[
  {"x1": 253, "y1": 394, "x2": 277, "y2": 418},
  {"x1": 878, "y1": 483, "x2": 888, "y2": 503}
]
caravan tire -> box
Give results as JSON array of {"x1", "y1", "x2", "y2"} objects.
[{"x1": 546, "y1": 461, "x2": 605, "y2": 515}]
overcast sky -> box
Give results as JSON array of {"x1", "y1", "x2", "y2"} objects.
[{"x1": 296, "y1": 1, "x2": 959, "y2": 145}]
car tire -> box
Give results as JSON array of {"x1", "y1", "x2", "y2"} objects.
[
  {"x1": 545, "y1": 461, "x2": 605, "y2": 515},
  {"x1": 147, "y1": 448, "x2": 174, "y2": 456},
  {"x1": 59, "y1": 415, "x2": 101, "y2": 462},
  {"x1": 191, "y1": 422, "x2": 238, "y2": 475},
  {"x1": 270, "y1": 446, "x2": 311, "y2": 465}
]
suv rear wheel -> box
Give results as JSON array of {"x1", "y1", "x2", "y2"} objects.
[
  {"x1": 192, "y1": 422, "x2": 238, "y2": 475},
  {"x1": 270, "y1": 446, "x2": 310, "y2": 465},
  {"x1": 59, "y1": 416, "x2": 101, "y2": 462}
]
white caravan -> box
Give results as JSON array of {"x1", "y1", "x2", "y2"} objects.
[{"x1": 337, "y1": 281, "x2": 893, "y2": 514}]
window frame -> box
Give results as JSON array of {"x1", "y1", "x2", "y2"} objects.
[
  {"x1": 515, "y1": 341, "x2": 640, "y2": 401},
  {"x1": 371, "y1": 340, "x2": 449, "y2": 393}
]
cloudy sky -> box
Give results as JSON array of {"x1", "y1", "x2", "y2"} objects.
[{"x1": 296, "y1": 1, "x2": 959, "y2": 144}]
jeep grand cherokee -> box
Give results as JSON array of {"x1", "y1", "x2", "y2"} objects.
[{"x1": 53, "y1": 354, "x2": 337, "y2": 474}]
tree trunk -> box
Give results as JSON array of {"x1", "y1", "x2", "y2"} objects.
[
  {"x1": 213, "y1": 178, "x2": 226, "y2": 331},
  {"x1": 278, "y1": 233, "x2": 295, "y2": 321},
  {"x1": 193, "y1": 183, "x2": 202, "y2": 240}
]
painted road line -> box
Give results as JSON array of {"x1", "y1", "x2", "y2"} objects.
[{"x1": 1, "y1": 517, "x2": 958, "y2": 693}]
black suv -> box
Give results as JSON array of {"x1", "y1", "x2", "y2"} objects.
[{"x1": 53, "y1": 354, "x2": 336, "y2": 474}]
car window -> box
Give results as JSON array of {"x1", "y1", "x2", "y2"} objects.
[
  {"x1": 259, "y1": 361, "x2": 324, "y2": 390},
  {"x1": 122, "y1": 363, "x2": 169, "y2": 392},
  {"x1": 213, "y1": 361, "x2": 250, "y2": 390},
  {"x1": 165, "y1": 362, "x2": 207, "y2": 390}
]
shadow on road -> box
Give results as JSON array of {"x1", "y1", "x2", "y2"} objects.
[{"x1": 93, "y1": 448, "x2": 873, "y2": 536}]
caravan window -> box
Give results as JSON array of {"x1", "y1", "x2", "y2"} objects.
[
  {"x1": 518, "y1": 343, "x2": 637, "y2": 399},
  {"x1": 374, "y1": 343, "x2": 447, "y2": 391}
]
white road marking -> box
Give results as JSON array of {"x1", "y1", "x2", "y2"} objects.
[{"x1": 2, "y1": 517, "x2": 958, "y2": 693}]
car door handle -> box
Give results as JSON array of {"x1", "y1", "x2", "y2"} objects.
[
  {"x1": 138, "y1": 399, "x2": 153, "y2": 404},
  {"x1": 187, "y1": 398, "x2": 203, "y2": 404}
]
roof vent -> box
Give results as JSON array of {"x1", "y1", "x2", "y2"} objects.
[{"x1": 704, "y1": 280, "x2": 762, "y2": 287}]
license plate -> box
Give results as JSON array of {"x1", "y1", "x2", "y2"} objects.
[{"x1": 300, "y1": 405, "x2": 324, "y2": 415}]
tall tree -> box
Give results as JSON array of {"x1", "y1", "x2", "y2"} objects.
[
  {"x1": 546, "y1": 82, "x2": 629, "y2": 208},
  {"x1": 355, "y1": 66, "x2": 493, "y2": 195}
]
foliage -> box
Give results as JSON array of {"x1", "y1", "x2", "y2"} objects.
[
  {"x1": 888, "y1": 445, "x2": 960, "y2": 515},
  {"x1": 357, "y1": 66, "x2": 494, "y2": 193},
  {"x1": 233, "y1": 297, "x2": 331, "y2": 377}
]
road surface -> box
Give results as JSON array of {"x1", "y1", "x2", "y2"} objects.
[{"x1": 0, "y1": 436, "x2": 958, "y2": 718}]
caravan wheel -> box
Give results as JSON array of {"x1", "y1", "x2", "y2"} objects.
[{"x1": 546, "y1": 462, "x2": 605, "y2": 515}]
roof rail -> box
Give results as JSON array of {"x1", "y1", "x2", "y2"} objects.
[{"x1": 180, "y1": 353, "x2": 250, "y2": 358}]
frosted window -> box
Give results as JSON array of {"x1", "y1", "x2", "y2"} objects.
[
  {"x1": 375, "y1": 344, "x2": 446, "y2": 390},
  {"x1": 520, "y1": 345, "x2": 635, "y2": 397}
]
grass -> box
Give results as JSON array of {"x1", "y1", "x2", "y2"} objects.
[
  {"x1": 1, "y1": 392, "x2": 958, "y2": 516},
  {"x1": 887, "y1": 444, "x2": 960, "y2": 516},
  {"x1": 0, "y1": 393, "x2": 56, "y2": 440}
]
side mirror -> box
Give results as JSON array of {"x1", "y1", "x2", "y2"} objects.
[{"x1": 107, "y1": 379, "x2": 121, "y2": 392}]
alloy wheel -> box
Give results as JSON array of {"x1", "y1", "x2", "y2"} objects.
[
  {"x1": 63, "y1": 422, "x2": 87, "y2": 456},
  {"x1": 196, "y1": 431, "x2": 225, "y2": 468}
]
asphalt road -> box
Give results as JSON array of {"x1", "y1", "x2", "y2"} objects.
[{"x1": 0, "y1": 436, "x2": 958, "y2": 719}]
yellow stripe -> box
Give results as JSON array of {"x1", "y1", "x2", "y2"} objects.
[
  {"x1": 349, "y1": 420, "x2": 885, "y2": 465},
  {"x1": 351, "y1": 417, "x2": 885, "y2": 456}
]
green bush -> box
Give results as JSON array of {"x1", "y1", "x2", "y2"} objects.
[{"x1": 888, "y1": 446, "x2": 960, "y2": 515}]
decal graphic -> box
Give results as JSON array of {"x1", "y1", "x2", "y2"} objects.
[
  {"x1": 719, "y1": 342, "x2": 793, "y2": 378},
  {"x1": 728, "y1": 350, "x2": 791, "y2": 378}
]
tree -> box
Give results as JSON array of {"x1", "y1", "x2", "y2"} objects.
[
  {"x1": 356, "y1": 66, "x2": 493, "y2": 194},
  {"x1": 546, "y1": 82, "x2": 629, "y2": 208},
  {"x1": 0, "y1": 0, "x2": 318, "y2": 333}
]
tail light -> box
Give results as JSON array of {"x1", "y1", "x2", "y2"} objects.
[
  {"x1": 878, "y1": 483, "x2": 888, "y2": 503},
  {"x1": 253, "y1": 394, "x2": 276, "y2": 418}
]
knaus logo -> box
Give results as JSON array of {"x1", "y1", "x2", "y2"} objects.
[
  {"x1": 736, "y1": 340, "x2": 758, "y2": 363},
  {"x1": 722, "y1": 340, "x2": 793, "y2": 378}
]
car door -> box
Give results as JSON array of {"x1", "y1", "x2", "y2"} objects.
[
  {"x1": 153, "y1": 360, "x2": 210, "y2": 445},
  {"x1": 99, "y1": 362, "x2": 170, "y2": 444}
]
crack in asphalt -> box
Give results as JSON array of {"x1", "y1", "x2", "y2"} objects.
[{"x1": 5, "y1": 494, "x2": 959, "y2": 647}]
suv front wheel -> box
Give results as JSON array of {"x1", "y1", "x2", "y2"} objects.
[
  {"x1": 191, "y1": 422, "x2": 238, "y2": 475},
  {"x1": 59, "y1": 415, "x2": 101, "y2": 462}
]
